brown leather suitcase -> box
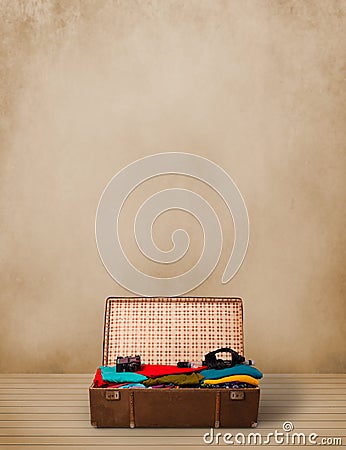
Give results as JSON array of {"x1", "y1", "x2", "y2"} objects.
[{"x1": 89, "y1": 297, "x2": 260, "y2": 428}]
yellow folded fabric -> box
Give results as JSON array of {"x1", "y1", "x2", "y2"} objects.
[{"x1": 202, "y1": 374, "x2": 259, "y2": 386}]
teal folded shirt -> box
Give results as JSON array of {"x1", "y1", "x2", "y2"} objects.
[
  {"x1": 100, "y1": 366, "x2": 147, "y2": 383},
  {"x1": 200, "y1": 364, "x2": 263, "y2": 380}
]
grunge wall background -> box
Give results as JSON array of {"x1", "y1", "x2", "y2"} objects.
[{"x1": 0, "y1": 0, "x2": 345, "y2": 373}]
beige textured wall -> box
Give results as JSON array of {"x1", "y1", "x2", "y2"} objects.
[{"x1": 0, "y1": 0, "x2": 345, "y2": 373}]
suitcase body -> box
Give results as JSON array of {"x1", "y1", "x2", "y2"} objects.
[{"x1": 89, "y1": 297, "x2": 260, "y2": 428}]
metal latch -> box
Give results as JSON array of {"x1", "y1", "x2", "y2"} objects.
[
  {"x1": 230, "y1": 391, "x2": 245, "y2": 400},
  {"x1": 105, "y1": 390, "x2": 120, "y2": 401}
]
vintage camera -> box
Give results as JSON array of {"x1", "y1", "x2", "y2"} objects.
[{"x1": 116, "y1": 355, "x2": 141, "y2": 372}]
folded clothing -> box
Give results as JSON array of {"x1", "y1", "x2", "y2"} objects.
[
  {"x1": 137, "y1": 364, "x2": 206, "y2": 378},
  {"x1": 100, "y1": 366, "x2": 147, "y2": 383},
  {"x1": 143, "y1": 372, "x2": 204, "y2": 387},
  {"x1": 148, "y1": 384, "x2": 175, "y2": 389},
  {"x1": 202, "y1": 374, "x2": 259, "y2": 386},
  {"x1": 118, "y1": 383, "x2": 147, "y2": 389},
  {"x1": 201, "y1": 381, "x2": 256, "y2": 389},
  {"x1": 93, "y1": 364, "x2": 262, "y2": 389},
  {"x1": 200, "y1": 364, "x2": 263, "y2": 380}
]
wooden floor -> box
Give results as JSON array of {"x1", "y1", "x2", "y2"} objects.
[{"x1": 0, "y1": 374, "x2": 344, "y2": 449}]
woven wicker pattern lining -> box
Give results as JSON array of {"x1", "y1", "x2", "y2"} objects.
[{"x1": 103, "y1": 297, "x2": 244, "y2": 366}]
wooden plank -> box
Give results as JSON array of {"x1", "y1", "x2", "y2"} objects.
[
  {"x1": 0, "y1": 373, "x2": 344, "y2": 378},
  {"x1": 263, "y1": 384, "x2": 345, "y2": 393},
  {"x1": 0, "y1": 427, "x2": 346, "y2": 442},
  {"x1": 258, "y1": 413, "x2": 346, "y2": 421},
  {"x1": 262, "y1": 380, "x2": 346, "y2": 384},
  {"x1": 1, "y1": 390, "x2": 346, "y2": 400},
  {"x1": 0, "y1": 383, "x2": 89, "y2": 388},
  {"x1": 263, "y1": 374, "x2": 346, "y2": 378},
  {"x1": 0, "y1": 408, "x2": 345, "y2": 418},
  {"x1": 0, "y1": 436, "x2": 209, "y2": 444},
  {"x1": 0, "y1": 395, "x2": 89, "y2": 400},
  {"x1": 4, "y1": 396, "x2": 346, "y2": 407},
  {"x1": 0, "y1": 386, "x2": 88, "y2": 396},
  {"x1": 1, "y1": 383, "x2": 346, "y2": 391},
  {"x1": 1, "y1": 377, "x2": 345, "y2": 385},
  {"x1": 0, "y1": 399, "x2": 345, "y2": 412},
  {"x1": 0, "y1": 374, "x2": 94, "y2": 378},
  {"x1": 252, "y1": 392, "x2": 344, "y2": 399},
  {"x1": 0, "y1": 421, "x2": 91, "y2": 429},
  {"x1": 0, "y1": 420, "x2": 344, "y2": 433},
  {"x1": 1, "y1": 401, "x2": 345, "y2": 414},
  {"x1": 1, "y1": 377, "x2": 344, "y2": 384},
  {"x1": 0, "y1": 401, "x2": 89, "y2": 407},
  {"x1": 0, "y1": 433, "x2": 344, "y2": 446},
  {"x1": 0, "y1": 447, "x2": 336, "y2": 450},
  {"x1": 258, "y1": 406, "x2": 346, "y2": 413},
  {"x1": 0, "y1": 419, "x2": 344, "y2": 433},
  {"x1": 260, "y1": 400, "x2": 346, "y2": 405},
  {"x1": 0, "y1": 407, "x2": 90, "y2": 413},
  {"x1": 0, "y1": 399, "x2": 345, "y2": 408},
  {"x1": 0, "y1": 414, "x2": 90, "y2": 420},
  {"x1": 0, "y1": 418, "x2": 344, "y2": 430},
  {"x1": 1, "y1": 378, "x2": 343, "y2": 386},
  {"x1": 0, "y1": 384, "x2": 89, "y2": 389},
  {"x1": 0, "y1": 434, "x2": 344, "y2": 445},
  {"x1": 2, "y1": 385, "x2": 344, "y2": 392}
]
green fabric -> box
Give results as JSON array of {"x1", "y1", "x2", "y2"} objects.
[{"x1": 143, "y1": 372, "x2": 204, "y2": 387}]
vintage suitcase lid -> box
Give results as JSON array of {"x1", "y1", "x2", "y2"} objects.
[{"x1": 102, "y1": 297, "x2": 244, "y2": 366}]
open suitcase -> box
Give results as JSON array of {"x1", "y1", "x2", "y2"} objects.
[{"x1": 89, "y1": 297, "x2": 260, "y2": 428}]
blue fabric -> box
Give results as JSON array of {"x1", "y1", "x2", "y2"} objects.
[
  {"x1": 100, "y1": 366, "x2": 147, "y2": 383},
  {"x1": 200, "y1": 364, "x2": 263, "y2": 380},
  {"x1": 118, "y1": 383, "x2": 147, "y2": 389}
]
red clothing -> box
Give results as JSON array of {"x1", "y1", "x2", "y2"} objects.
[
  {"x1": 137, "y1": 364, "x2": 206, "y2": 378},
  {"x1": 92, "y1": 368, "x2": 128, "y2": 388}
]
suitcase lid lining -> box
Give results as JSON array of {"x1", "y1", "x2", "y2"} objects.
[{"x1": 102, "y1": 297, "x2": 244, "y2": 366}]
